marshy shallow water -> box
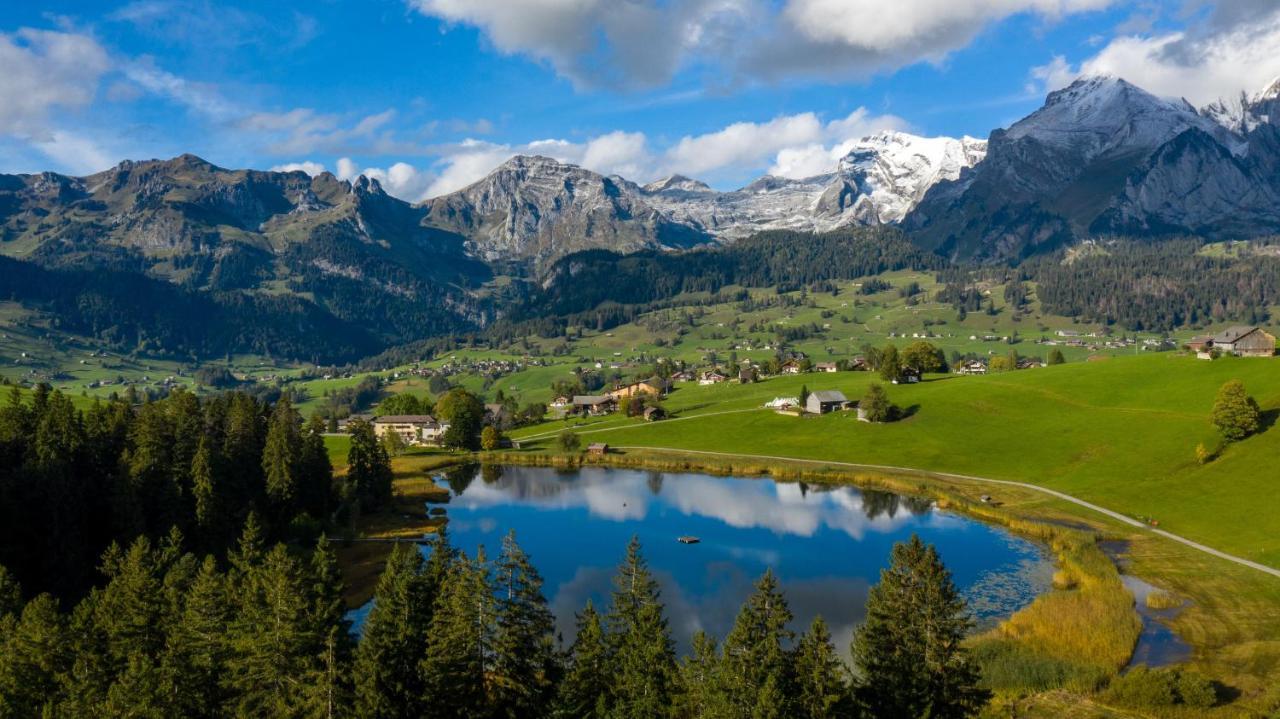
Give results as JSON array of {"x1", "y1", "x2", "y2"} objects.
[{"x1": 352, "y1": 465, "x2": 1053, "y2": 655}]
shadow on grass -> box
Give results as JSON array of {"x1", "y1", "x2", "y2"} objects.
[{"x1": 1259, "y1": 408, "x2": 1279, "y2": 433}]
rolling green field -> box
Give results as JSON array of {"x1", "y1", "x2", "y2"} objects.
[{"x1": 513, "y1": 353, "x2": 1280, "y2": 569}]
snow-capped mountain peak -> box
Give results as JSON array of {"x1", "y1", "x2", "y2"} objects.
[{"x1": 643, "y1": 175, "x2": 714, "y2": 194}]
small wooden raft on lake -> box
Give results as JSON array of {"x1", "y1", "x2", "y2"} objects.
[{"x1": 677, "y1": 536, "x2": 700, "y2": 544}]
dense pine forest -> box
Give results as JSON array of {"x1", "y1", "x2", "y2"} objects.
[{"x1": 0, "y1": 387, "x2": 988, "y2": 718}]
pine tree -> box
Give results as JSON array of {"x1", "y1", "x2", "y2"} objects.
[
  {"x1": 0, "y1": 565, "x2": 20, "y2": 619},
  {"x1": 491, "y1": 531, "x2": 559, "y2": 718},
  {"x1": 792, "y1": 616, "x2": 849, "y2": 719},
  {"x1": 718, "y1": 570, "x2": 795, "y2": 718},
  {"x1": 1047, "y1": 348, "x2": 1066, "y2": 365},
  {"x1": 421, "y1": 547, "x2": 494, "y2": 719},
  {"x1": 0, "y1": 594, "x2": 71, "y2": 716},
  {"x1": 606, "y1": 537, "x2": 677, "y2": 719},
  {"x1": 346, "y1": 420, "x2": 393, "y2": 512},
  {"x1": 191, "y1": 435, "x2": 227, "y2": 551},
  {"x1": 879, "y1": 344, "x2": 902, "y2": 382},
  {"x1": 557, "y1": 601, "x2": 613, "y2": 718},
  {"x1": 262, "y1": 395, "x2": 302, "y2": 521},
  {"x1": 676, "y1": 631, "x2": 727, "y2": 719},
  {"x1": 223, "y1": 544, "x2": 318, "y2": 718},
  {"x1": 860, "y1": 383, "x2": 893, "y2": 423},
  {"x1": 163, "y1": 555, "x2": 231, "y2": 719},
  {"x1": 1211, "y1": 379, "x2": 1261, "y2": 442},
  {"x1": 353, "y1": 544, "x2": 435, "y2": 719},
  {"x1": 299, "y1": 415, "x2": 334, "y2": 520},
  {"x1": 852, "y1": 535, "x2": 989, "y2": 719}
]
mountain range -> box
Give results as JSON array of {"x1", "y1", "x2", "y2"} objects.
[{"x1": 3, "y1": 74, "x2": 1280, "y2": 361}]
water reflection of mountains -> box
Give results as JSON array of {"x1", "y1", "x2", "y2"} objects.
[{"x1": 441, "y1": 464, "x2": 936, "y2": 536}]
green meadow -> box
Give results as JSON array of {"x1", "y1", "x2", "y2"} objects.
[{"x1": 514, "y1": 353, "x2": 1280, "y2": 568}]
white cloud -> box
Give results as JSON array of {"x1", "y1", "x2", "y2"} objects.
[
  {"x1": 240, "y1": 108, "x2": 400, "y2": 155},
  {"x1": 270, "y1": 160, "x2": 326, "y2": 176},
  {"x1": 415, "y1": 106, "x2": 905, "y2": 198},
  {"x1": 408, "y1": 0, "x2": 754, "y2": 89},
  {"x1": 31, "y1": 130, "x2": 116, "y2": 175},
  {"x1": 334, "y1": 157, "x2": 435, "y2": 201},
  {"x1": 0, "y1": 29, "x2": 111, "y2": 139},
  {"x1": 410, "y1": 0, "x2": 1114, "y2": 87},
  {"x1": 1027, "y1": 4, "x2": 1280, "y2": 106}
]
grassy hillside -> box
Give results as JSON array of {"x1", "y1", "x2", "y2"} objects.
[{"x1": 512, "y1": 353, "x2": 1280, "y2": 568}]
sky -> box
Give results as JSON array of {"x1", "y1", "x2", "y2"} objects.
[{"x1": 2, "y1": 0, "x2": 1280, "y2": 199}]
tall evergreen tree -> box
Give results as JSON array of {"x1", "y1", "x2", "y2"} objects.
[
  {"x1": 163, "y1": 555, "x2": 232, "y2": 719},
  {"x1": 345, "y1": 420, "x2": 393, "y2": 512},
  {"x1": 557, "y1": 601, "x2": 613, "y2": 719},
  {"x1": 792, "y1": 616, "x2": 849, "y2": 719},
  {"x1": 421, "y1": 547, "x2": 494, "y2": 719},
  {"x1": 718, "y1": 570, "x2": 795, "y2": 718},
  {"x1": 491, "y1": 531, "x2": 559, "y2": 718},
  {"x1": 262, "y1": 395, "x2": 302, "y2": 521},
  {"x1": 0, "y1": 595, "x2": 71, "y2": 716},
  {"x1": 299, "y1": 415, "x2": 335, "y2": 519},
  {"x1": 353, "y1": 544, "x2": 435, "y2": 719},
  {"x1": 852, "y1": 535, "x2": 989, "y2": 719},
  {"x1": 676, "y1": 631, "x2": 727, "y2": 719},
  {"x1": 606, "y1": 537, "x2": 677, "y2": 719}
]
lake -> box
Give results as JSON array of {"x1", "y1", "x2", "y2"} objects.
[{"x1": 352, "y1": 464, "x2": 1052, "y2": 656}]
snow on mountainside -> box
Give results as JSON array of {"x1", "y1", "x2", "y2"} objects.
[
  {"x1": 1202, "y1": 75, "x2": 1280, "y2": 134},
  {"x1": 640, "y1": 130, "x2": 986, "y2": 238},
  {"x1": 418, "y1": 131, "x2": 987, "y2": 264}
]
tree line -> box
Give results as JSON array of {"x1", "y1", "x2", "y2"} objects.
[
  {"x1": 0, "y1": 523, "x2": 988, "y2": 718},
  {"x1": 0, "y1": 385, "x2": 393, "y2": 602}
]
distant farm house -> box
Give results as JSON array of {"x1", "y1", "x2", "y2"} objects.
[
  {"x1": 805, "y1": 390, "x2": 849, "y2": 414},
  {"x1": 1207, "y1": 326, "x2": 1277, "y2": 358},
  {"x1": 607, "y1": 377, "x2": 670, "y2": 400},
  {"x1": 372, "y1": 415, "x2": 446, "y2": 446},
  {"x1": 765, "y1": 396, "x2": 801, "y2": 411},
  {"x1": 572, "y1": 395, "x2": 617, "y2": 416},
  {"x1": 814, "y1": 362, "x2": 839, "y2": 373},
  {"x1": 699, "y1": 369, "x2": 729, "y2": 385},
  {"x1": 894, "y1": 367, "x2": 922, "y2": 384},
  {"x1": 780, "y1": 359, "x2": 802, "y2": 374},
  {"x1": 587, "y1": 442, "x2": 609, "y2": 456},
  {"x1": 956, "y1": 360, "x2": 987, "y2": 375}
]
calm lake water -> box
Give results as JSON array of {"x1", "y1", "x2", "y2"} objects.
[{"x1": 352, "y1": 465, "x2": 1052, "y2": 656}]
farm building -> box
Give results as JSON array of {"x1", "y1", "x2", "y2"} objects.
[
  {"x1": 780, "y1": 360, "x2": 802, "y2": 374},
  {"x1": 739, "y1": 368, "x2": 755, "y2": 384},
  {"x1": 607, "y1": 376, "x2": 671, "y2": 400},
  {"x1": 587, "y1": 443, "x2": 609, "y2": 456},
  {"x1": 572, "y1": 395, "x2": 617, "y2": 416},
  {"x1": 1209, "y1": 326, "x2": 1277, "y2": 357},
  {"x1": 643, "y1": 406, "x2": 666, "y2": 422},
  {"x1": 849, "y1": 356, "x2": 871, "y2": 371},
  {"x1": 373, "y1": 415, "x2": 445, "y2": 446},
  {"x1": 765, "y1": 397, "x2": 800, "y2": 411},
  {"x1": 699, "y1": 370, "x2": 729, "y2": 385},
  {"x1": 955, "y1": 360, "x2": 987, "y2": 376},
  {"x1": 806, "y1": 390, "x2": 849, "y2": 414},
  {"x1": 894, "y1": 367, "x2": 921, "y2": 384},
  {"x1": 814, "y1": 362, "x2": 838, "y2": 373}
]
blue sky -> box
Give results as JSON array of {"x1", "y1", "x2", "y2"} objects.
[{"x1": 2, "y1": 0, "x2": 1278, "y2": 198}]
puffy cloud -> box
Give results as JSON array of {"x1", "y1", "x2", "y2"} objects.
[
  {"x1": 0, "y1": 29, "x2": 112, "y2": 139},
  {"x1": 408, "y1": 0, "x2": 754, "y2": 89},
  {"x1": 410, "y1": 0, "x2": 1114, "y2": 87},
  {"x1": 31, "y1": 130, "x2": 116, "y2": 175},
  {"x1": 1028, "y1": 3, "x2": 1280, "y2": 106},
  {"x1": 270, "y1": 160, "x2": 326, "y2": 176},
  {"x1": 334, "y1": 157, "x2": 435, "y2": 201}
]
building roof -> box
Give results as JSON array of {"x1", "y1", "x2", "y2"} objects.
[
  {"x1": 815, "y1": 362, "x2": 837, "y2": 368},
  {"x1": 374, "y1": 415, "x2": 437, "y2": 424},
  {"x1": 1212, "y1": 326, "x2": 1261, "y2": 343},
  {"x1": 573, "y1": 395, "x2": 614, "y2": 405},
  {"x1": 643, "y1": 406, "x2": 663, "y2": 417},
  {"x1": 809, "y1": 390, "x2": 848, "y2": 403},
  {"x1": 587, "y1": 443, "x2": 609, "y2": 450}
]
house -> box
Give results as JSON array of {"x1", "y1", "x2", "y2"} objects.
[
  {"x1": 572, "y1": 395, "x2": 617, "y2": 416},
  {"x1": 484, "y1": 403, "x2": 506, "y2": 420},
  {"x1": 670, "y1": 370, "x2": 696, "y2": 382},
  {"x1": 1186, "y1": 336, "x2": 1212, "y2": 352},
  {"x1": 739, "y1": 368, "x2": 755, "y2": 384},
  {"x1": 849, "y1": 356, "x2": 871, "y2": 372},
  {"x1": 955, "y1": 360, "x2": 987, "y2": 376},
  {"x1": 894, "y1": 367, "x2": 921, "y2": 384},
  {"x1": 607, "y1": 377, "x2": 670, "y2": 400},
  {"x1": 814, "y1": 362, "x2": 838, "y2": 373},
  {"x1": 765, "y1": 397, "x2": 800, "y2": 411},
  {"x1": 373, "y1": 415, "x2": 444, "y2": 446},
  {"x1": 806, "y1": 390, "x2": 849, "y2": 414},
  {"x1": 643, "y1": 406, "x2": 666, "y2": 422},
  {"x1": 699, "y1": 370, "x2": 729, "y2": 385},
  {"x1": 550, "y1": 395, "x2": 572, "y2": 409},
  {"x1": 1209, "y1": 326, "x2": 1277, "y2": 357},
  {"x1": 1016, "y1": 358, "x2": 1045, "y2": 370},
  {"x1": 337, "y1": 413, "x2": 374, "y2": 432},
  {"x1": 587, "y1": 443, "x2": 609, "y2": 456},
  {"x1": 780, "y1": 359, "x2": 802, "y2": 374}
]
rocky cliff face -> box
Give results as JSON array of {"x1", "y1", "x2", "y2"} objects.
[
  {"x1": 0, "y1": 155, "x2": 490, "y2": 345},
  {"x1": 419, "y1": 132, "x2": 987, "y2": 262},
  {"x1": 419, "y1": 155, "x2": 707, "y2": 271},
  {"x1": 906, "y1": 76, "x2": 1280, "y2": 261}
]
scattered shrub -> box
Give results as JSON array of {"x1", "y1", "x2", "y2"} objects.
[
  {"x1": 1103, "y1": 665, "x2": 1217, "y2": 710},
  {"x1": 1144, "y1": 590, "x2": 1181, "y2": 610},
  {"x1": 1051, "y1": 570, "x2": 1077, "y2": 590}
]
